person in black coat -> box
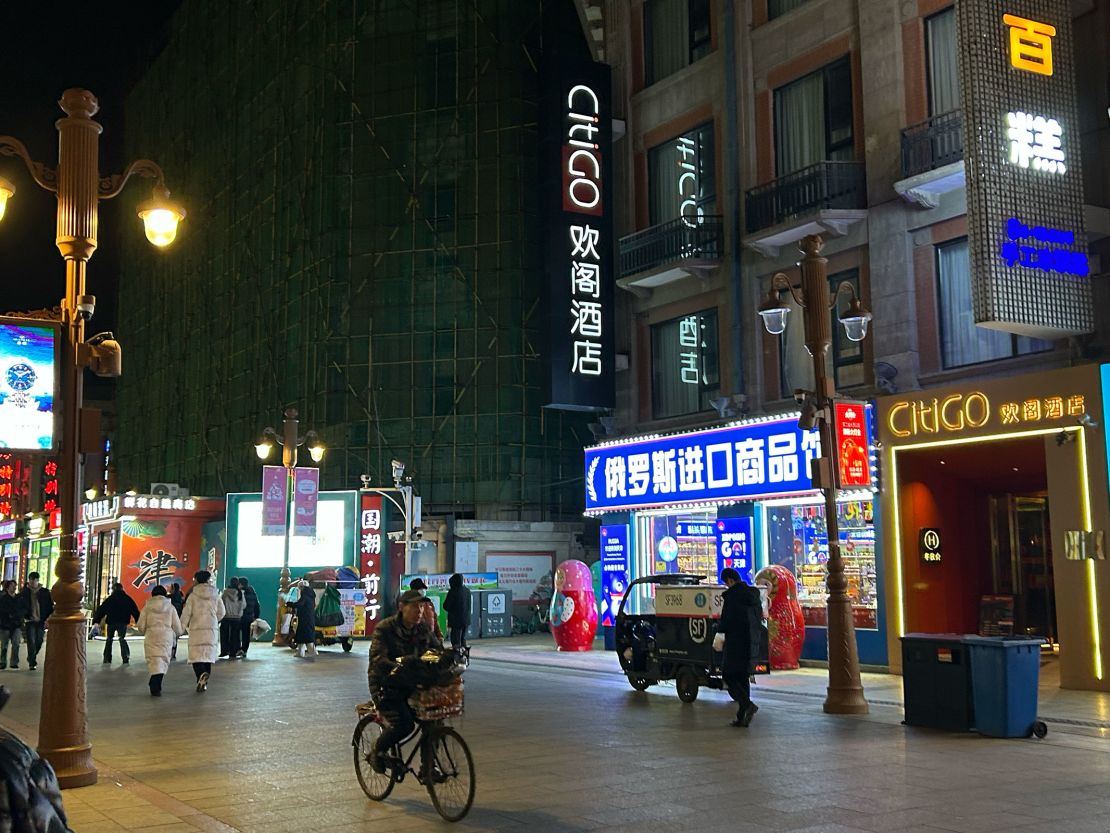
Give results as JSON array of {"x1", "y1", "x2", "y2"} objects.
[
  {"x1": 715, "y1": 567, "x2": 762, "y2": 727},
  {"x1": 169, "y1": 581, "x2": 186, "y2": 660},
  {"x1": 288, "y1": 580, "x2": 317, "y2": 658},
  {"x1": 443, "y1": 573, "x2": 471, "y2": 649},
  {"x1": 0, "y1": 581, "x2": 27, "y2": 670},
  {"x1": 18, "y1": 573, "x2": 53, "y2": 671},
  {"x1": 237, "y1": 577, "x2": 261, "y2": 657},
  {"x1": 93, "y1": 583, "x2": 141, "y2": 665}
]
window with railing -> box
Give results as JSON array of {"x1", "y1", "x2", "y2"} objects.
[
  {"x1": 744, "y1": 161, "x2": 865, "y2": 233},
  {"x1": 651, "y1": 308, "x2": 720, "y2": 419},
  {"x1": 936, "y1": 239, "x2": 1053, "y2": 369},
  {"x1": 774, "y1": 57, "x2": 853, "y2": 176},
  {"x1": 644, "y1": 0, "x2": 712, "y2": 85},
  {"x1": 648, "y1": 122, "x2": 716, "y2": 226}
]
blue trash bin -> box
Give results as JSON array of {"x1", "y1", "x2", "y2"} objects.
[{"x1": 964, "y1": 636, "x2": 1045, "y2": 738}]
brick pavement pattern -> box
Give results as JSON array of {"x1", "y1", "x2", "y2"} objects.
[{"x1": 0, "y1": 637, "x2": 1109, "y2": 832}]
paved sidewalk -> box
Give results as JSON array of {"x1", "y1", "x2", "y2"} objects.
[
  {"x1": 1, "y1": 636, "x2": 1109, "y2": 831},
  {"x1": 471, "y1": 634, "x2": 1110, "y2": 733}
]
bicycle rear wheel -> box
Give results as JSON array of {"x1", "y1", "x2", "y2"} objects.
[
  {"x1": 425, "y1": 727, "x2": 475, "y2": 822},
  {"x1": 353, "y1": 715, "x2": 395, "y2": 801}
]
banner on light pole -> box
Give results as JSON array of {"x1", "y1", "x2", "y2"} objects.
[
  {"x1": 261, "y1": 466, "x2": 288, "y2": 536},
  {"x1": 293, "y1": 467, "x2": 320, "y2": 537}
]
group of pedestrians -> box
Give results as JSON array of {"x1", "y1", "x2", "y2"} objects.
[
  {"x1": 0, "y1": 573, "x2": 54, "y2": 671},
  {"x1": 219, "y1": 576, "x2": 260, "y2": 659}
]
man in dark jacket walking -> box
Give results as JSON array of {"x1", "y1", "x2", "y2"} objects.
[
  {"x1": 716, "y1": 567, "x2": 762, "y2": 727},
  {"x1": 237, "y1": 577, "x2": 260, "y2": 657},
  {"x1": 18, "y1": 573, "x2": 53, "y2": 670},
  {"x1": 0, "y1": 580, "x2": 27, "y2": 670},
  {"x1": 93, "y1": 583, "x2": 140, "y2": 664},
  {"x1": 443, "y1": 573, "x2": 471, "y2": 650}
]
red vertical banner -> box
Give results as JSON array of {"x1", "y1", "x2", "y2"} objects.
[
  {"x1": 40, "y1": 458, "x2": 58, "y2": 514},
  {"x1": 359, "y1": 493, "x2": 383, "y2": 632},
  {"x1": 0, "y1": 453, "x2": 13, "y2": 518},
  {"x1": 292, "y1": 467, "x2": 320, "y2": 536},
  {"x1": 261, "y1": 465, "x2": 288, "y2": 536},
  {"x1": 833, "y1": 402, "x2": 870, "y2": 489}
]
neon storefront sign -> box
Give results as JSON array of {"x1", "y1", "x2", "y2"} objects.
[{"x1": 999, "y1": 217, "x2": 1089, "y2": 276}]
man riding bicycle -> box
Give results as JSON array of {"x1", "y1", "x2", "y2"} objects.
[{"x1": 367, "y1": 589, "x2": 443, "y2": 773}]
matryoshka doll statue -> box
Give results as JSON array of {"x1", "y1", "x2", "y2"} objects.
[
  {"x1": 754, "y1": 564, "x2": 805, "y2": 669},
  {"x1": 549, "y1": 559, "x2": 598, "y2": 651}
]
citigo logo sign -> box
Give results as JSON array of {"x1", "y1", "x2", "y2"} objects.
[
  {"x1": 887, "y1": 393, "x2": 991, "y2": 438},
  {"x1": 563, "y1": 85, "x2": 603, "y2": 216}
]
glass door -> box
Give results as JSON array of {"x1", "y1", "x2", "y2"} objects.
[{"x1": 989, "y1": 495, "x2": 1054, "y2": 643}]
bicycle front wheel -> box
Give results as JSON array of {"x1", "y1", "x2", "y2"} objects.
[
  {"x1": 425, "y1": 727, "x2": 475, "y2": 822},
  {"x1": 353, "y1": 715, "x2": 395, "y2": 801}
]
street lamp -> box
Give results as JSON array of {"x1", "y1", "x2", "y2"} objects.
[
  {"x1": 254, "y1": 407, "x2": 324, "y2": 646},
  {"x1": 0, "y1": 89, "x2": 184, "y2": 787},
  {"x1": 757, "y1": 234, "x2": 871, "y2": 715}
]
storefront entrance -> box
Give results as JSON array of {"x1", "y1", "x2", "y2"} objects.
[{"x1": 990, "y1": 495, "x2": 1055, "y2": 646}]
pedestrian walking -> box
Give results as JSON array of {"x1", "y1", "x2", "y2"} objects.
[
  {"x1": 219, "y1": 577, "x2": 246, "y2": 659},
  {"x1": 168, "y1": 581, "x2": 185, "y2": 660},
  {"x1": 180, "y1": 570, "x2": 225, "y2": 692},
  {"x1": 715, "y1": 567, "x2": 763, "y2": 727},
  {"x1": 443, "y1": 573, "x2": 471, "y2": 650},
  {"x1": 289, "y1": 579, "x2": 317, "y2": 659},
  {"x1": 0, "y1": 580, "x2": 27, "y2": 670},
  {"x1": 237, "y1": 577, "x2": 260, "y2": 657},
  {"x1": 136, "y1": 586, "x2": 183, "y2": 696},
  {"x1": 93, "y1": 583, "x2": 140, "y2": 665},
  {"x1": 18, "y1": 572, "x2": 53, "y2": 670}
]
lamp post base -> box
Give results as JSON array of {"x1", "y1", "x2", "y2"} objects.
[
  {"x1": 37, "y1": 615, "x2": 97, "y2": 789},
  {"x1": 823, "y1": 689, "x2": 871, "y2": 715}
]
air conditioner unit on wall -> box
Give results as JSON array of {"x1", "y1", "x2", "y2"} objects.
[{"x1": 150, "y1": 483, "x2": 180, "y2": 498}]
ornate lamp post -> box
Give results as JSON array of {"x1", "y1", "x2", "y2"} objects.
[
  {"x1": 757, "y1": 234, "x2": 872, "y2": 715},
  {"x1": 254, "y1": 407, "x2": 324, "y2": 647},
  {"x1": 0, "y1": 89, "x2": 185, "y2": 787}
]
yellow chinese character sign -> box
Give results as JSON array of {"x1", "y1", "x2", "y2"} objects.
[{"x1": 1003, "y1": 14, "x2": 1056, "y2": 76}]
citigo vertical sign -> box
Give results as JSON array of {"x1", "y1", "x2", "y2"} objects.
[
  {"x1": 957, "y1": 0, "x2": 1093, "y2": 339},
  {"x1": 543, "y1": 60, "x2": 614, "y2": 410}
]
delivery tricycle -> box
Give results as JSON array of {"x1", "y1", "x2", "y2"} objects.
[{"x1": 614, "y1": 573, "x2": 769, "y2": 702}]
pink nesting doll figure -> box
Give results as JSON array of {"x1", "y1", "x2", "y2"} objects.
[
  {"x1": 549, "y1": 559, "x2": 598, "y2": 651},
  {"x1": 754, "y1": 564, "x2": 805, "y2": 670}
]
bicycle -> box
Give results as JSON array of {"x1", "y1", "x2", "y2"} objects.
[{"x1": 352, "y1": 697, "x2": 475, "y2": 822}]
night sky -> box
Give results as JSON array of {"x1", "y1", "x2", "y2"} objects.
[{"x1": 0, "y1": 3, "x2": 182, "y2": 332}]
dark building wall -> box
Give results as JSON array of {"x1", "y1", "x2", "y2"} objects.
[{"x1": 115, "y1": 0, "x2": 594, "y2": 520}]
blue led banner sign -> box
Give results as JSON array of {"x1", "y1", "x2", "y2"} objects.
[
  {"x1": 715, "y1": 517, "x2": 754, "y2": 585},
  {"x1": 958, "y1": 0, "x2": 1094, "y2": 338},
  {"x1": 585, "y1": 418, "x2": 825, "y2": 514}
]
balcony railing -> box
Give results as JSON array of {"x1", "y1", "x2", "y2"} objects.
[
  {"x1": 744, "y1": 161, "x2": 866, "y2": 234},
  {"x1": 901, "y1": 110, "x2": 964, "y2": 179},
  {"x1": 618, "y1": 215, "x2": 724, "y2": 279}
]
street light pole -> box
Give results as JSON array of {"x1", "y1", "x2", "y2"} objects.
[
  {"x1": 758, "y1": 235, "x2": 872, "y2": 715},
  {"x1": 255, "y1": 407, "x2": 324, "y2": 647},
  {"x1": 0, "y1": 89, "x2": 184, "y2": 788}
]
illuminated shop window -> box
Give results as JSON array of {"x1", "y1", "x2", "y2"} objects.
[
  {"x1": 647, "y1": 122, "x2": 716, "y2": 226},
  {"x1": 936, "y1": 238, "x2": 1053, "y2": 369},
  {"x1": 644, "y1": 0, "x2": 711, "y2": 85},
  {"x1": 765, "y1": 499, "x2": 877, "y2": 630},
  {"x1": 650, "y1": 308, "x2": 720, "y2": 419}
]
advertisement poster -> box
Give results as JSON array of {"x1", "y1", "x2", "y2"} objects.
[
  {"x1": 337, "y1": 587, "x2": 368, "y2": 637},
  {"x1": 120, "y1": 517, "x2": 205, "y2": 608},
  {"x1": 599, "y1": 524, "x2": 629, "y2": 626},
  {"x1": 715, "y1": 517, "x2": 754, "y2": 584},
  {"x1": 0, "y1": 320, "x2": 56, "y2": 451},
  {"x1": 261, "y1": 466, "x2": 288, "y2": 536},
  {"x1": 484, "y1": 554, "x2": 553, "y2": 607},
  {"x1": 833, "y1": 402, "x2": 871, "y2": 488},
  {"x1": 292, "y1": 467, "x2": 320, "y2": 537}
]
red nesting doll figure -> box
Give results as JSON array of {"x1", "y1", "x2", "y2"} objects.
[
  {"x1": 549, "y1": 559, "x2": 598, "y2": 651},
  {"x1": 754, "y1": 564, "x2": 805, "y2": 669}
]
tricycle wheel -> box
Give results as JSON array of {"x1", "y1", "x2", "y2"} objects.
[
  {"x1": 676, "y1": 667, "x2": 699, "y2": 703},
  {"x1": 1032, "y1": 721, "x2": 1048, "y2": 739},
  {"x1": 342, "y1": 639, "x2": 353, "y2": 653},
  {"x1": 628, "y1": 675, "x2": 651, "y2": 692}
]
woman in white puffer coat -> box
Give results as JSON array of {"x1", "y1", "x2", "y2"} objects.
[
  {"x1": 137, "y1": 585, "x2": 184, "y2": 696},
  {"x1": 180, "y1": 570, "x2": 225, "y2": 693}
]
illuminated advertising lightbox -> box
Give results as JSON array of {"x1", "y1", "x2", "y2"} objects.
[
  {"x1": 958, "y1": 0, "x2": 1093, "y2": 338},
  {"x1": 599, "y1": 524, "x2": 629, "y2": 626},
  {"x1": 0, "y1": 319, "x2": 58, "y2": 451},
  {"x1": 833, "y1": 402, "x2": 874, "y2": 489},
  {"x1": 541, "y1": 59, "x2": 615, "y2": 410}
]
